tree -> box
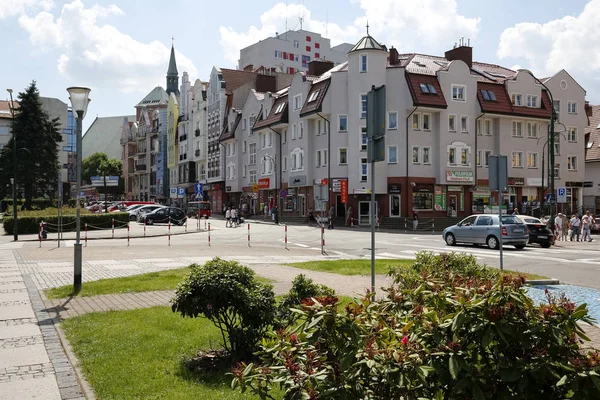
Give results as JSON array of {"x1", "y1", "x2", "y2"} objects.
[
  {"x1": 82, "y1": 152, "x2": 123, "y2": 200},
  {"x1": 0, "y1": 81, "x2": 62, "y2": 210}
]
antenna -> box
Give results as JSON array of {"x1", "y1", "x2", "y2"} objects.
[
  {"x1": 285, "y1": 0, "x2": 288, "y2": 38},
  {"x1": 326, "y1": 7, "x2": 328, "y2": 38},
  {"x1": 299, "y1": 16, "x2": 303, "y2": 30}
]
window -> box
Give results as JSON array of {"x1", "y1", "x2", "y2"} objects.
[
  {"x1": 568, "y1": 101, "x2": 577, "y2": 114},
  {"x1": 527, "y1": 152, "x2": 538, "y2": 168},
  {"x1": 315, "y1": 42, "x2": 320, "y2": 49},
  {"x1": 294, "y1": 94, "x2": 302, "y2": 110},
  {"x1": 461, "y1": 116, "x2": 468, "y2": 133},
  {"x1": 299, "y1": 121, "x2": 304, "y2": 138},
  {"x1": 360, "y1": 158, "x2": 368, "y2": 182},
  {"x1": 511, "y1": 93, "x2": 522, "y2": 106},
  {"x1": 339, "y1": 115, "x2": 348, "y2": 132},
  {"x1": 307, "y1": 90, "x2": 320, "y2": 103},
  {"x1": 306, "y1": 46, "x2": 311, "y2": 52},
  {"x1": 306, "y1": 35, "x2": 311, "y2": 42},
  {"x1": 249, "y1": 143, "x2": 257, "y2": 165},
  {"x1": 292, "y1": 124, "x2": 297, "y2": 140},
  {"x1": 249, "y1": 169, "x2": 257, "y2": 184},
  {"x1": 476, "y1": 119, "x2": 482, "y2": 136},
  {"x1": 266, "y1": 131, "x2": 272, "y2": 147},
  {"x1": 448, "y1": 148, "x2": 456, "y2": 165},
  {"x1": 291, "y1": 147, "x2": 304, "y2": 171},
  {"x1": 485, "y1": 150, "x2": 491, "y2": 167},
  {"x1": 553, "y1": 163, "x2": 560, "y2": 179},
  {"x1": 512, "y1": 121, "x2": 523, "y2": 137},
  {"x1": 282, "y1": 156, "x2": 287, "y2": 172},
  {"x1": 553, "y1": 99, "x2": 560, "y2": 114},
  {"x1": 452, "y1": 85, "x2": 466, "y2": 101},
  {"x1": 568, "y1": 156, "x2": 577, "y2": 171},
  {"x1": 361, "y1": 127, "x2": 368, "y2": 151},
  {"x1": 420, "y1": 83, "x2": 437, "y2": 94},
  {"x1": 422, "y1": 113, "x2": 431, "y2": 131},
  {"x1": 360, "y1": 54, "x2": 368, "y2": 72},
  {"x1": 249, "y1": 115, "x2": 255, "y2": 127},
  {"x1": 448, "y1": 114, "x2": 456, "y2": 132},
  {"x1": 477, "y1": 149, "x2": 483, "y2": 167},
  {"x1": 568, "y1": 127, "x2": 577, "y2": 143},
  {"x1": 315, "y1": 52, "x2": 320, "y2": 58},
  {"x1": 260, "y1": 133, "x2": 266, "y2": 149},
  {"x1": 339, "y1": 148, "x2": 347, "y2": 165},
  {"x1": 527, "y1": 122, "x2": 538, "y2": 138},
  {"x1": 423, "y1": 147, "x2": 431, "y2": 164},
  {"x1": 512, "y1": 151, "x2": 523, "y2": 168},
  {"x1": 243, "y1": 165, "x2": 247, "y2": 177},
  {"x1": 484, "y1": 119, "x2": 492, "y2": 136},
  {"x1": 242, "y1": 118, "x2": 247, "y2": 130},
  {"x1": 293, "y1": 40, "x2": 299, "y2": 48},
  {"x1": 282, "y1": 129, "x2": 287, "y2": 143},
  {"x1": 526, "y1": 95, "x2": 538, "y2": 108},
  {"x1": 388, "y1": 146, "x2": 398, "y2": 164},
  {"x1": 481, "y1": 89, "x2": 497, "y2": 101},
  {"x1": 460, "y1": 148, "x2": 469, "y2": 166},
  {"x1": 388, "y1": 112, "x2": 398, "y2": 130},
  {"x1": 275, "y1": 102, "x2": 285, "y2": 113},
  {"x1": 412, "y1": 146, "x2": 420, "y2": 164},
  {"x1": 412, "y1": 113, "x2": 420, "y2": 130},
  {"x1": 360, "y1": 94, "x2": 367, "y2": 119},
  {"x1": 316, "y1": 150, "x2": 322, "y2": 167},
  {"x1": 243, "y1": 140, "x2": 247, "y2": 153}
]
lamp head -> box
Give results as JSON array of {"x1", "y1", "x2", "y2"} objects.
[
  {"x1": 9, "y1": 177, "x2": 14, "y2": 185},
  {"x1": 6, "y1": 89, "x2": 12, "y2": 95},
  {"x1": 66, "y1": 87, "x2": 91, "y2": 118}
]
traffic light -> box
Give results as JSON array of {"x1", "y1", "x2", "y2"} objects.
[{"x1": 367, "y1": 85, "x2": 386, "y2": 162}]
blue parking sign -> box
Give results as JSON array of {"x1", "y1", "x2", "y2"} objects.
[{"x1": 557, "y1": 187, "x2": 567, "y2": 203}]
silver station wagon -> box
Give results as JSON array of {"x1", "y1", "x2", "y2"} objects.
[{"x1": 442, "y1": 214, "x2": 529, "y2": 250}]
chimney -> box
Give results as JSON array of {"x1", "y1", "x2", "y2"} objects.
[
  {"x1": 444, "y1": 41, "x2": 472, "y2": 68},
  {"x1": 585, "y1": 101, "x2": 593, "y2": 118},
  {"x1": 389, "y1": 47, "x2": 399, "y2": 65},
  {"x1": 308, "y1": 60, "x2": 334, "y2": 76}
]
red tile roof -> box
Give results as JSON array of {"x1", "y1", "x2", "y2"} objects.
[
  {"x1": 220, "y1": 68, "x2": 257, "y2": 92},
  {"x1": 219, "y1": 112, "x2": 241, "y2": 141},
  {"x1": 476, "y1": 83, "x2": 513, "y2": 114},
  {"x1": 405, "y1": 73, "x2": 447, "y2": 109},
  {"x1": 0, "y1": 100, "x2": 18, "y2": 119},
  {"x1": 299, "y1": 80, "x2": 331, "y2": 117},
  {"x1": 253, "y1": 95, "x2": 288, "y2": 130},
  {"x1": 585, "y1": 105, "x2": 600, "y2": 162}
]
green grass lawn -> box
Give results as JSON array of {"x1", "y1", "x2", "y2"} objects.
[
  {"x1": 45, "y1": 267, "x2": 272, "y2": 299},
  {"x1": 285, "y1": 259, "x2": 548, "y2": 280}
]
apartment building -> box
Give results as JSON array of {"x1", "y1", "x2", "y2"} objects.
[
  {"x1": 238, "y1": 29, "x2": 352, "y2": 74},
  {"x1": 191, "y1": 80, "x2": 208, "y2": 189},
  {"x1": 584, "y1": 105, "x2": 600, "y2": 213},
  {"x1": 229, "y1": 33, "x2": 587, "y2": 224}
]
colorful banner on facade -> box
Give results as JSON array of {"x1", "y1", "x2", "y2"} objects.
[
  {"x1": 446, "y1": 170, "x2": 474, "y2": 183},
  {"x1": 340, "y1": 179, "x2": 348, "y2": 204},
  {"x1": 434, "y1": 185, "x2": 446, "y2": 211}
]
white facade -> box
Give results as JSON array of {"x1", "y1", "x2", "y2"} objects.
[{"x1": 238, "y1": 29, "x2": 351, "y2": 74}]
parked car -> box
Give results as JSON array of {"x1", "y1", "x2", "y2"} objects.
[
  {"x1": 129, "y1": 204, "x2": 164, "y2": 221},
  {"x1": 518, "y1": 216, "x2": 554, "y2": 248},
  {"x1": 442, "y1": 214, "x2": 529, "y2": 250},
  {"x1": 142, "y1": 207, "x2": 186, "y2": 225}
]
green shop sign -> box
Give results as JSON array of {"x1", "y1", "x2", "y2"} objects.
[
  {"x1": 434, "y1": 185, "x2": 446, "y2": 211},
  {"x1": 446, "y1": 170, "x2": 474, "y2": 183}
]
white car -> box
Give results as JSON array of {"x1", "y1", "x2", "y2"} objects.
[{"x1": 132, "y1": 205, "x2": 165, "y2": 221}]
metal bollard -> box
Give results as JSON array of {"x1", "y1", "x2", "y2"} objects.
[
  {"x1": 85, "y1": 223, "x2": 88, "y2": 247},
  {"x1": 208, "y1": 222, "x2": 211, "y2": 246},
  {"x1": 168, "y1": 217, "x2": 171, "y2": 247},
  {"x1": 127, "y1": 223, "x2": 130, "y2": 247},
  {"x1": 197, "y1": 212, "x2": 200, "y2": 231},
  {"x1": 247, "y1": 223, "x2": 251, "y2": 247},
  {"x1": 432, "y1": 220, "x2": 435, "y2": 234},
  {"x1": 404, "y1": 221, "x2": 407, "y2": 234},
  {"x1": 111, "y1": 218, "x2": 115, "y2": 239},
  {"x1": 321, "y1": 223, "x2": 325, "y2": 254},
  {"x1": 185, "y1": 218, "x2": 188, "y2": 233},
  {"x1": 144, "y1": 218, "x2": 146, "y2": 237},
  {"x1": 204, "y1": 216, "x2": 207, "y2": 230},
  {"x1": 285, "y1": 223, "x2": 288, "y2": 250},
  {"x1": 39, "y1": 222, "x2": 42, "y2": 248},
  {"x1": 351, "y1": 217, "x2": 354, "y2": 227}
]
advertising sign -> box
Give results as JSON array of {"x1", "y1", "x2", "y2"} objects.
[
  {"x1": 446, "y1": 170, "x2": 474, "y2": 183},
  {"x1": 340, "y1": 179, "x2": 348, "y2": 204},
  {"x1": 257, "y1": 178, "x2": 270, "y2": 189},
  {"x1": 434, "y1": 185, "x2": 446, "y2": 211}
]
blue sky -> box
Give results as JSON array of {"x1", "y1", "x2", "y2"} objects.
[{"x1": 1, "y1": 0, "x2": 596, "y2": 130}]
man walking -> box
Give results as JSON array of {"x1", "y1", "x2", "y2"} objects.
[
  {"x1": 554, "y1": 213, "x2": 564, "y2": 241},
  {"x1": 346, "y1": 205, "x2": 353, "y2": 226},
  {"x1": 413, "y1": 212, "x2": 419, "y2": 231},
  {"x1": 328, "y1": 206, "x2": 335, "y2": 230},
  {"x1": 225, "y1": 207, "x2": 231, "y2": 228},
  {"x1": 570, "y1": 214, "x2": 581, "y2": 241},
  {"x1": 582, "y1": 210, "x2": 594, "y2": 242}
]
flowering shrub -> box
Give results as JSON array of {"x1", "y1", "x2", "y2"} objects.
[
  {"x1": 171, "y1": 258, "x2": 276, "y2": 361},
  {"x1": 232, "y1": 252, "x2": 600, "y2": 399},
  {"x1": 276, "y1": 274, "x2": 335, "y2": 328}
]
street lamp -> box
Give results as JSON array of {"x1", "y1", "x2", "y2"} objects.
[
  {"x1": 263, "y1": 154, "x2": 278, "y2": 224},
  {"x1": 7, "y1": 89, "x2": 17, "y2": 241},
  {"x1": 67, "y1": 87, "x2": 91, "y2": 292}
]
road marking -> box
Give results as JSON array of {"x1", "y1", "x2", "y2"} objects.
[
  {"x1": 377, "y1": 252, "x2": 416, "y2": 259},
  {"x1": 294, "y1": 243, "x2": 310, "y2": 248}
]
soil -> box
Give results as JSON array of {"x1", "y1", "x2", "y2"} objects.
[{"x1": 185, "y1": 349, "x2": 233, "y2": 373}]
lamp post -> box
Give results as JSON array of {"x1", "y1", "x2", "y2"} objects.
[
  {"x1": 7, "y1": 89, "x2": 17, "y2": 241},
  {"x1": 67, "y1": 87, "x2": 91, "y2": 292},
  {"x1": 263, "y1": 154, "x2": 278, "y2": 224}
]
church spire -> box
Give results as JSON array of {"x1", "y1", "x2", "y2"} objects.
[{"x1": 166, "y1": 40, "x2": 179, "y2": 96}]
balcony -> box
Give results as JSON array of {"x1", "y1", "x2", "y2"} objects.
[
  {"x1": 135, "y1": 164, "x2": 147, "y2": 172},
  {"x1": 195, "y1": 129, "x2": 201, "y2": 137},
  {"x1": 195, "y1": 149, "x2": 200, "y2": 157},
  {"x1": 179, "y1": 134, "x2": 188, "y2": 142},
  {"x1": 179, "y1": 114, "x2": 188, "y2": 122},
  {"x1": 179, "y1": 154, "x2": 187, "y2": 161}
]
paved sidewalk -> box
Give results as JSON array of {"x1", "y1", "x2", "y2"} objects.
[{"x1": 0, "y1": 249, "x2": 83, "y2": 400}]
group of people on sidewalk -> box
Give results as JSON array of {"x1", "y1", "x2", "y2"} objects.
[
  {"x1": 553, "y1": 210, "x2": 595, "y2": 242},
  {"x1": 225, "y1": 207, "x2": 243, "y2": 228}
]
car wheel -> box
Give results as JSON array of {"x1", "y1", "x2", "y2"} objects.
[
  {"x1": 147, "y1": 218, "x2": 154, "y2": 225},
  {"x1": 541, "y1": 242, "x2": 551, "y2": 248},
  {"x1": 130, "y1": 215, "x2": 136, "y2": 221},
  {"x1": 514, "y1": 244, "x2": 526, "y2": 250},
  {"x1": 486, "y1": 235, "x2": 499, "y2": 250},
  {"x1": 445, "y1": 233, "x2": 456, "y2": 246}
]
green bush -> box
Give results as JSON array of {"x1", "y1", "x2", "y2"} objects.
[
  {"x1": 171, "y1": 258, "x2": 276, "y2": 361},
  {"x1": 233, "y1": 252, "x2": 600, "y2": 399},
  {"x1": 2, "y1": 212, "x2": 129, "y2": 235},
  {"x1": 276, "y1": 274, "x2": 335, "y2": 328}
]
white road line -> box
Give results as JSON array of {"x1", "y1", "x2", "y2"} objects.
[
  {"x1": 294, "y1": 243, "x2": 310, "y2": 248},
  {"x1": 378, "y1": 252, "x2": 416, "y2": 259}
]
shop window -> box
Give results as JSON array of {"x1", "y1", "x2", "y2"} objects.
[{"x1": 412, "y1": 188, "x2": 433, "y2": 210}]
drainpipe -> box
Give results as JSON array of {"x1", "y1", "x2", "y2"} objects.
[
  {"x1": 268, "y1": 126, "x2": 282, "y2": 224},
  {"x1": 406, "y1": 106, "x2": 418, "y2": 217},
  {"x1": 316, "y1": 113, "x2": 331, "y2": 214}
]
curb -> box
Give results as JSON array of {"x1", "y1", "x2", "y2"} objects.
[
  {"x1": 526, "y1": 279, "x2": 560, "y2": 285},
  {"x1": 13, "y1": 229, "x2": 206, "y2": 243}
]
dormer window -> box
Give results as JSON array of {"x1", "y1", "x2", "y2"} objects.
[
  {"x1": 481, "y1": 89, "x2": 497, "y2": 101},
  {"x1": 275, "y1": 102, "x2": 285, "y2": 113},
  {"x1": 360, "y1": 54, "x2": 368, "y2": 73},
  {"x1": 419, "y1": 83, "x2": 437, "y2": 94},
  {"x1": 526, "y1": 95, "x2": 538, "y2": 108},
  {"x1": 308, "y1": 90, "x2": 320, "y2": 103}
]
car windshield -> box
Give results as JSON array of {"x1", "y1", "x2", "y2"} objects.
[{"x1": 502, "y1": 216, "x2": 523, "y2": 225}]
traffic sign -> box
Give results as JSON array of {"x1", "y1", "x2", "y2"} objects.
[
  {"x1": 557, "y1": 187, "x2": 567, "y2": 203},
  {"x1": 252, "y1": 183, "x2": 259, "y2": 193},
  {"x1": 280, "y1": 189, "x2": 287, "y2": 198},
  {"x1": 546, "y1": 193, "x2": 556, "y2": 204}
]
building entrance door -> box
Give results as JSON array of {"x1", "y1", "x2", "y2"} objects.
[
  {"x1": 336, "y1": 195, "x2": 345, "y2": 217},
  {"x1": 298, "y1": 194, "x2": 306, "y2": 217},
  {"x1": 359, "y1": 201, "x2": 377, "y2": 225}
]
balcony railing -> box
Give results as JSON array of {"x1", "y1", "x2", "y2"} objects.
[{"x1": 135, "y1": 164, "x2": 147, "y2": 172}]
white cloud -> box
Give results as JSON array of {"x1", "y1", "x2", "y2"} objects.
[
  {"x1": 220, "y1": 0, "x2": 480, "y2": 66},
  {"x1": 0, "y1": 0, "x2": 54, "y2": 19},
  {"x1": 18, "y1": 0, "x2": 197, "y2": 93},
  {"x1": 497, "y1": 0, "x2": 600, "y2": 96}
]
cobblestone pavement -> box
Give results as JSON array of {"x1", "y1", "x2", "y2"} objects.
[{"x1": 0, "y1": 249, "x2": 84, "y2": 400}]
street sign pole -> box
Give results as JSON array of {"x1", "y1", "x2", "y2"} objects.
[{"x1": 489, "y1": 155, "x2": 508, "y2": 271}]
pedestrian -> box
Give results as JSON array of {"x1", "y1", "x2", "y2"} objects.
[
  {"x1": 232, "y1": 208, "x2": 238, "y2": 226},
  {"x1": 225, "y1": 207, "x2": 231, "y2": 228},
  {"x1": 562, "y1": 214, "x2": 569, "y2": 241},
  {"x1": 413, "y1": 212, "x2": 419, "y2": 231},
  {"x1": 554, "y1": 213, "x2": 563, "y2": 241},
  {"x1": 346, "y1": 205, "x2": 353, "y2": 226},
  {"x1": 513, "y1": 207, "x2": 519, "y2": 215},
  {"x1": 582, "y1": 210, "x2": 594, "y2": 242},
  {"x1": 307, "y1": 208, "x2": 314, "y2": 227},
  {"x1": 264, "y1": 202, "x2": 268, "y2": 219},
  {"x1": 328, "y1": 206, "x2": 334, "y2": 230},
  {"x1": 570, "y1": 214, "x2": 580, "y2": 241}
]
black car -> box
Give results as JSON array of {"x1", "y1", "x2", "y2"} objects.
[
  {"x1": 143, "y1": 207, "x2": 187, "y2": 225},
  {"x1": 520, "y1": 216, "x2": 553, "y2": 248}
]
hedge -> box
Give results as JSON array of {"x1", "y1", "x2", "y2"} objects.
[{"x1": 2, "y1": 212, "x2": 130, "y2": 235}]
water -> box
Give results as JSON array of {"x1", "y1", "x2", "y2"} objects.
[{"x1": 526, "y1": 284, "x2": 600, "y2": 323}]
